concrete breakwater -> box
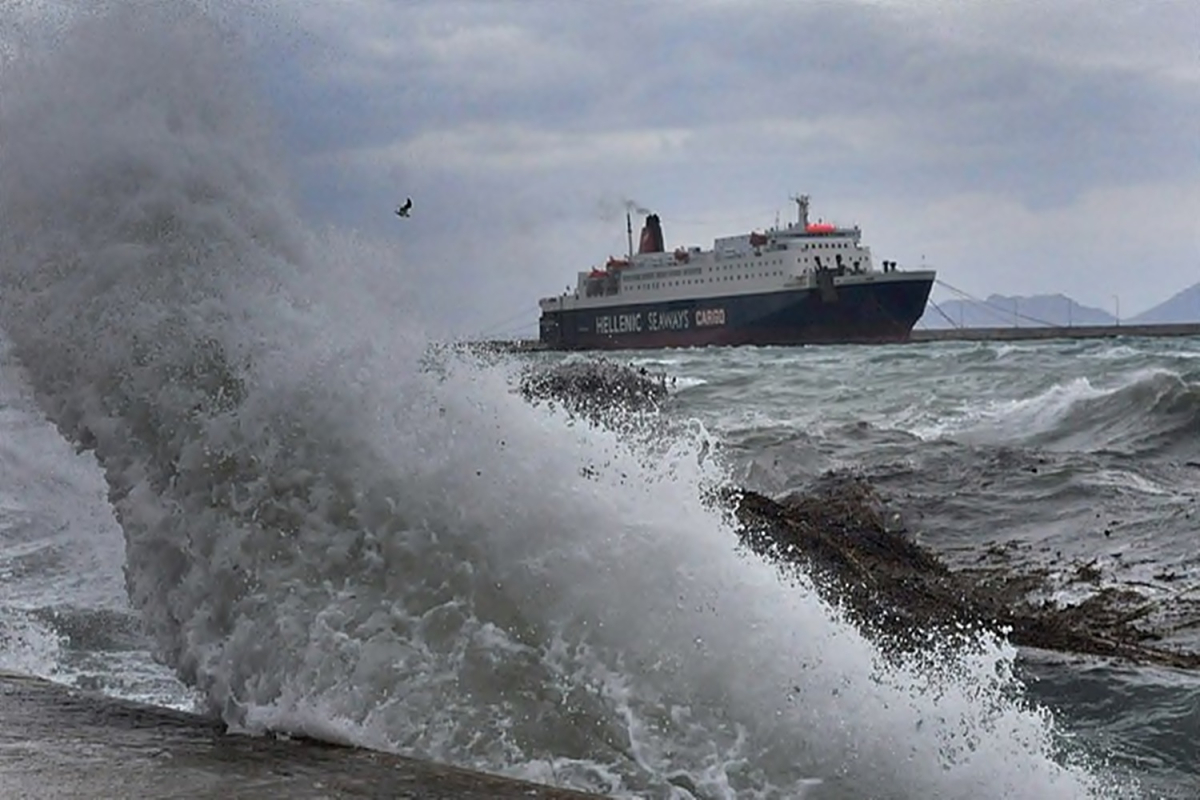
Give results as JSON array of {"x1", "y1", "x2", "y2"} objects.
[
  {"x1": 0, "y1": 671, "x2": 604, "y2": 800},
  {"x1": 909, "y1": 322, "x2": 1200, "y2": 343},
  {"x1": 478, "y1": 322, "x2": 1200, "y2": 353}
]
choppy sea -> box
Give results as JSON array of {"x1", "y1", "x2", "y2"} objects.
[{"x1": 2, "y1": 5, "x2": 1198, "y2": 799}]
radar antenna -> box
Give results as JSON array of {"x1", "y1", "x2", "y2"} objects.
[{"x1": 789, "y1": 194, "x2": 810, "y2": 228}]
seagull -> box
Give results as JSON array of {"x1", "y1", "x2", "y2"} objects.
[{"x1": 395, "y1": 198, "x2": 413, "y2": 218}]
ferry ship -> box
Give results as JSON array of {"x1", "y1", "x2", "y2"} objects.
[{"x1": 537, "y1": 195, "x2": 935, "y2": 350}]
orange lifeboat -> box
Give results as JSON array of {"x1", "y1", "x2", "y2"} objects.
[
  {"x1": 805, "y1": 222, "x2": 836, "y2": 234},
  {"x1": 606, "y1": 257, "x2": 630, "y2": 269},
  {"x1": 749, "y1": 231, "x2": 769, "y2": 247},
  {"x1": 588, "y1": 269, "x2": 606, "y2": 279}
]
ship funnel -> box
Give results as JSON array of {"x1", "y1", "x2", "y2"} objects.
[{"x1": 637, "y1": 214, "x2": 664, "y2": 254}]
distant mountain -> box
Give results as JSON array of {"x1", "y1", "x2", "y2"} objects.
[
  {"x1": 1129, "y1": 282, "x2": 1200, "y2": 324},
  {"x1": 919, "y1": 293, "x2": 1115, "y2": 329}
]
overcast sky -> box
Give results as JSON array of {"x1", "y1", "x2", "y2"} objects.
[{"x1": 14, "y1": 1, "x2": 1200, "y2": 336}]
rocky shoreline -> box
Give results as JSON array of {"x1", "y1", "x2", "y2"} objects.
[
  {"x1": 525, "y1": 357, "x2": 1200, "y2": 671},
  {"x1": 8, "y1": 356, "x2": 1192, "y2": 800},
  {"x1": 732, "y1": 476, "x2": 1200, "y2": 670}
]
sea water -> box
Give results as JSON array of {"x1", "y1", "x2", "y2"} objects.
[{"x1": 1, "y1": 4, "x2": 1195, "y2": 798}]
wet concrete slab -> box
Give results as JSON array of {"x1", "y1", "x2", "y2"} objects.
[{"x1": 0, "y1": 671, "x2": 605, "y2": 799}]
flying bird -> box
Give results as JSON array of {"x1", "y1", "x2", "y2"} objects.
[{"x1": 395, "y1": 198, "x2": 413, "y2": 218}]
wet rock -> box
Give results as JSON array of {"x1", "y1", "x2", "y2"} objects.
[
  {"x1": 513, "y1": 370, "x2": 1200, "y2": 669},
  {"x1": 0, "y1": 671, "x2": 603, "y2": 799},
  {"x1": 518, "y1": 358, "x2": 669, "y2": 421},
  {"x1": 728, "y1": 474, "x2": 986, "y2": 645},
  {"x1": 727, "y1": 473, "x2": 1200, "y2": 670}
]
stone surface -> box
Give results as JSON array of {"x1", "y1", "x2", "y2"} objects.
[
  {"x1": 732, "y1": 475, "x2": 1200, "y2": 670},
  {"x1": 0, "y1": 672, "x2": 604, "y2": 800}
]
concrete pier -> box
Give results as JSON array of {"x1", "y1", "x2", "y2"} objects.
[
  {"x1": 909, "y1": 322, "x2": 1200, "y2": 343},
  {"x1": 476, "y1": 322, "x2": 1200, "y2": 353},
  {"x1": 0, "y1": 672, "x2": 604, "y2": 800}
]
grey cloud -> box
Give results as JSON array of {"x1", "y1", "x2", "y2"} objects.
[
  {"x1": 286, "y1": 2, "x2": 1195, "y2": 194},
  {"x1": 236, "y1": 0, "x2": 1198, "y2": 334}
]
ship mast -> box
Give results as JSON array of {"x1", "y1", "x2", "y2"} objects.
[
  {"x1": 790, "y1": 194, "x2": 810, "y2": 228},
  {"x1": 626, "y1": 212, "x2": 633, "y2": 259}
]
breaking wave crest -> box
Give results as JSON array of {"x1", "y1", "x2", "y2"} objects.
[
  {"x1": 0, "y1": 5, "x2": 1125, "y2": 797},
  {"x1": 951, "y1": 370, "x2": 1200, "y2": 457}
]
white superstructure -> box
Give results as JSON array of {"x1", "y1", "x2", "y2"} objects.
[{"x1": 539, "y1": 195, "x2": 928, "y2": 314}]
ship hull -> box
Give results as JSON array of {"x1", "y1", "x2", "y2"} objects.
[{"x1": 539, "y1": 275, "x2": 934, "y2": 350}]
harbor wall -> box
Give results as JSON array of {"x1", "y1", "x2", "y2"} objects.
[
  {"x1": 908, "y1": 322, "x2": 1200, "y2": 343},
  {"x1": 0, "y1": 671, "x2": 603, "y2": 800},
  {"x1": 476, "y1": 322, "x2": 1200, "y2": 353}
]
